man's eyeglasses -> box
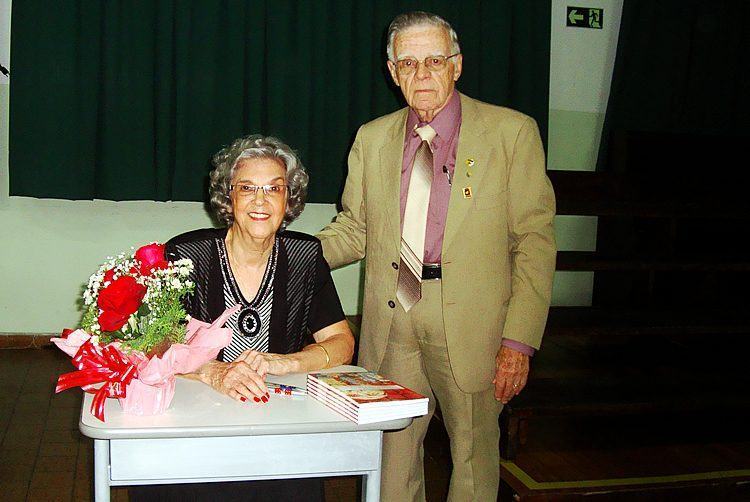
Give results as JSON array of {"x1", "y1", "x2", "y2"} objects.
[
  {"x1": 230, "y1": 184, "x2": 288, "y2": 198},
  {"x1": 394, "y1": 54, "x2": 460, "y2": 74}
]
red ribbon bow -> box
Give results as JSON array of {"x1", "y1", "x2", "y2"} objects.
[{"x1": 55, "y1": 340, "x2": 139, "y2": 421}]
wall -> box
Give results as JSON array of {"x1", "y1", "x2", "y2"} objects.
[
  {"x1": 548, "y1": 0, "x2": 624, "y2": 305},
  {"x1": 0, "y1": 0, "x2": 622, "y2": 335}
]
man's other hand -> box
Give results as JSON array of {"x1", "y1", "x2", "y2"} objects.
[{"x1": 492, "y1": 345, "x2": 529, "y2": 404}]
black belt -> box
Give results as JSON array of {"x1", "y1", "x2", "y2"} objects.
[{"x1": 421, "y1": 263, "x2": 442, "y2": 280}]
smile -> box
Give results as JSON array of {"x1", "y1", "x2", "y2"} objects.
[{"x1": 248, "y1": 212, "x2": 271, "y2": 220}]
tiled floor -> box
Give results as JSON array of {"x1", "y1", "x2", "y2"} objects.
[
  {"x1": 9, "y1": 344, "x2": 747, "y2": 501},
  {"x1": 0, "y1": 347, "x2": 451, "y2": 502},
  {"x1": 0, "y1": 347, "x2": 108, "y2": 501}
]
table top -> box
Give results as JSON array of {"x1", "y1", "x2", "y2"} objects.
[{"x1": 79, "y1": 365, "x2": 413, "y2": 440}]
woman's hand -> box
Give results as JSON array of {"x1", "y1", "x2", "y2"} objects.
[
  {"x1": 237, "y1": 350, "x2": 300, "y2": 376},
  {"x1": 197, "y1": 359, "x2": 269, "y2": 403},
  {"x1": 222, "y1": 320, "x2": 356, "y2": 381}
]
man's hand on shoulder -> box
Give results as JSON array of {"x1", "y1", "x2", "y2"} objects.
[{"x1": 493, "y1": 345, "x2": 530, "y2": 404}]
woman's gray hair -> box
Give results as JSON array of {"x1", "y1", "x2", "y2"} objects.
[
  {"x1": 386, "y1": 11, "x2": 461, "y2": 62},
  {"x1": 209, "y1": 135, "x2": 309, "y2": 228}
]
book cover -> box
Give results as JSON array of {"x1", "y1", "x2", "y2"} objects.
[{"x1": 307, "y1": 371, "x2": 427, "y2": 407}]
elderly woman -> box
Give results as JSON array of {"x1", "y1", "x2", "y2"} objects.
[
  {"x1": 169, "y1": 134, "x2": 355, "y2": 398},
  {"x1": 132, "y1": 135, "x2": 354, "y2": 502}
]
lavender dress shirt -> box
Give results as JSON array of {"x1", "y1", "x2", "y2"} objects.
[{"x1": 398, "y1": 91, "x2": 534, "y2": 357}]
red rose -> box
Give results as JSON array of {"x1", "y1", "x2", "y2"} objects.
[
  {"x1": 61, "y1": 328, "x2": 75, "y2": 339},
  {"x1": 98, "y1": 310, "x2": 131, "y2": 332},
  {"x1": 97, "y1": 276, "x2": 147, "y2": 332},
  {"x1": 103, "y1": 269, "x2": 115, "y2": 284},
  {"x1": 135, "y1": 243, "x2": 168, "y2": 276}
]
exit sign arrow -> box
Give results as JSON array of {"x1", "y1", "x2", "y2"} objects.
[{"x1": 568, "y1": 9, "x2": 584, "y2": 24}]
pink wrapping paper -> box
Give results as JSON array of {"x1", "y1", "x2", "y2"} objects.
[{"x1": 51, "y1": 305, "x2": 239, "y2": 418}]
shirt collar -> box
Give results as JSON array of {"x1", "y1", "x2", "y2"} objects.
[{"x1": 406, "y1": 89, "x2": 461, "y2": 145}]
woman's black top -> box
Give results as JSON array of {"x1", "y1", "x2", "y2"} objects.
[{"x1": 165, "y1": 227, "x2": 345, "y2": 357}]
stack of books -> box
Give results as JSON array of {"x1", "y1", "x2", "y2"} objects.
[{"x1": 307, "y1": 371, "x2": 428, "y2": 424}]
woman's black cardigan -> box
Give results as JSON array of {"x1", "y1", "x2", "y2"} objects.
[{"x1": 165, "y1": 227, "x2": 344, "y2": 356}]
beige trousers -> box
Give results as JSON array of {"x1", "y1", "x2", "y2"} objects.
[{"x1": 378, "y1": 281, "x2": 502, "y2": 502}]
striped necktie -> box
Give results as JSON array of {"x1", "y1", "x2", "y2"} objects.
[{"x1": 396, "y1": 124, "x2": 436, "y2": 312}]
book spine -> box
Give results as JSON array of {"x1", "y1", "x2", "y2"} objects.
[
  {"x1": 306, "y1": 373, "x2": 362, "y2": 408},
  {"x1": 307, "y1": 382, "x2": 361, "y2": 423}
]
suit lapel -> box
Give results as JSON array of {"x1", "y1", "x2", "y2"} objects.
[
  {"x1": 443, "y1": 94, "x2": 492, "y2": 249},
  {"x1": 379, "y1": 110, "x2": 408, "y2": 242}
]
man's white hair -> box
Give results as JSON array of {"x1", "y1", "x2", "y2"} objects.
[{"x1": 386, "y1": 11, "x2": 461, "y2": 62}]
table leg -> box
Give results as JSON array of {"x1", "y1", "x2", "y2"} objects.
[
  {"x1": 94, "y1": 439, "x2": 111, "y2": 502},
  {"x1": 362, "y1": 469, "x2": 381, "y2": 502},
  {"x1": 362, "y1": 430, "x2": 383, "y2": 502}
]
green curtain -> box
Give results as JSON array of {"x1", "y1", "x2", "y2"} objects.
[
  {"x1": 597, "y1": 0, "x2": 750, "y2": 171},
  {"x1": 10, "y1": 0, "x2": 550, "y2": 202}
]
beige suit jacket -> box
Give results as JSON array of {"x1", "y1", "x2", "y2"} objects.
[{"x1": 318, "y1": 93, "x2": 556, "y2": 393}]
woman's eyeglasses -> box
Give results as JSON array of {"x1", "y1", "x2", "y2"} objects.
[{"x1": 230, "y1": 184, "x2": 288, "y2": 198}]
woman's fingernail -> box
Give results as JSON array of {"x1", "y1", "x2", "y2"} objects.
[
  {"x1": 261, "y1": 396, "x2": 268, "y2": 403},
  {"x1": 240, "y1": 397, "x2": 247, "y2": 402},
  {"x1": 253, "y1": 397, "x2": 260, "y2": 402}
]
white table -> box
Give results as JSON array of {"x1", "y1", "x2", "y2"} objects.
[{"x1": 79, "y1": 366, "x2": 412, "y2": 502}]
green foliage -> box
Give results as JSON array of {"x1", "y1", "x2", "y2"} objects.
[
  {"x1": 81, "y1": 304, "x2": 98, "y2": 331},
  {"x1": 125, "y1": 289, "x2": 188, "y2": 353},
  {"x1": 88, "y1": 278, "x2": 193, "y2": 355}
]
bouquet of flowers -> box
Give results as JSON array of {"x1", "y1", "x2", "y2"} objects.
[
  {"x1": 52, "y1": 243, "x2": 237, "y2": 421},
  {"x1": 80, "y1": 243, "x2": 194, "y2": 355}
]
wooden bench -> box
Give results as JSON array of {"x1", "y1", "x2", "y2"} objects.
[
  {"x1": 500, "y1": 322, "x2": 750, "y2": 459},
  {"x1": 499, "y1": 169, "x2": 750, "y2": 460},
  {"x1": 557, "y1": 251, "x2": 750, "y2": 273},
  {"x1": 500, "y1": 374, "x2": 750, "y2": 459},
  {"x1": 545, "y1": 306, "x2": 750, "y2": 337},
  {"x1": 548, "y1": 170, "x2": 750, "y2": 219}
]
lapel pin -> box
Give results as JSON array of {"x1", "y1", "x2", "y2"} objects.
[
  {"x1": 465, "y1": 158, "x2": 475, "y2": 177},
  {"x1": 463, "y1": 186, "x2": 473, "y2": 198}
]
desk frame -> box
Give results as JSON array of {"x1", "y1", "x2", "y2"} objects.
[
  {"x1": 80, "y1": 369, "x2": 410, "y2": 502},
  {"x1": 93, "y1": 430, "x2": 383, "y2": 501}
]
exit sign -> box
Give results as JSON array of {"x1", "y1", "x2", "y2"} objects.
[{"x1": 567, "y1": 7, "x2": 603, "y2": 29}]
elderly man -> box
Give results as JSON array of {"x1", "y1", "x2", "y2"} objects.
[{"x1": 317, "y1": 11, "x2": 556, "y2": 502}]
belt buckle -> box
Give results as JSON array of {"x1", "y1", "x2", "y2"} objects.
[{"x1": 422, "y1": 263, "x2": 442, "y2": 281}]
